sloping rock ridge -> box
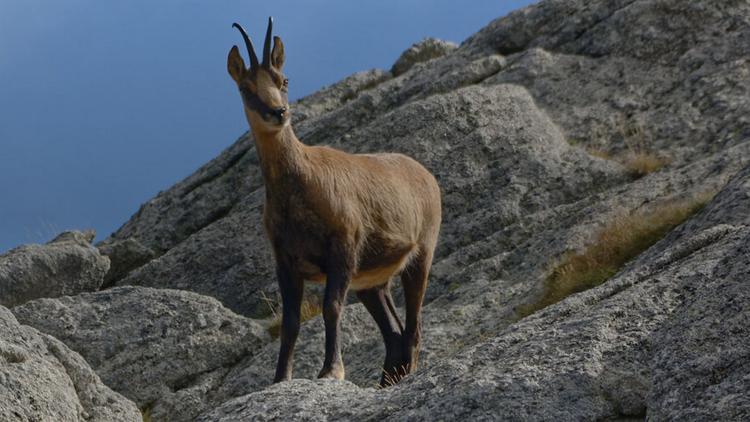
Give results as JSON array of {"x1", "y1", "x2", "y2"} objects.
[{"x1": 199, "y1": 153, "x2": 750, "y2": 422}]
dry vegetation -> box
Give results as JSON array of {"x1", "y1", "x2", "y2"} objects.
[
  {"x1": 379, "y1": 365, "x2": 411, "y2": 389},
  {"x1": 585, "y1": 147, "x2": 613, "y2": 160},
  {"x1": 141, "y1": 407, "x2": 152, "y2": 422},
  {"x1": 581, "y1": 118, "x2": 669, "y2": 178},
  {"x1": 265, "y1": 294, "x2": 323, "y2": 339},
  {"x1": 621, "y1": 151, "x2": 668, "y2": 177},
  {"x1": 587, "y1": 147, "x2": 667, "y2": 177},
  {"x1": 516, "y1": 191, "x2": 714, "y2": 318},
  {"x1": 619, "y1": 118, "x2": 669, "y2": 177}
]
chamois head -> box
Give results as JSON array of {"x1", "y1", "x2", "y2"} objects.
[{"x1": 228, "y1": 17, "x2": 289, "y2": 133}]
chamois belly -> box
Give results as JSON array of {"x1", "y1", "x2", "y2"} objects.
[{"x1": 305, "y1": 244, "x2": 416, "y2": 291}]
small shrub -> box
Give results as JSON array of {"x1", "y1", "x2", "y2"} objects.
[
  {"x1": 516, "y1": 192, "x2": 713, "y2": 318},
  {"x1": 267, "y1": 296, "x2": 322, "y2": 339}
]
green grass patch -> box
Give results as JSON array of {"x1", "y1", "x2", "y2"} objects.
[{"x1": 516, "y1": 192, "x2": 714, "y2": 318}]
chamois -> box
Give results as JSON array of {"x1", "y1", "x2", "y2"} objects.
[{"x1": 227, "y1": 17, "x2": 441, "y2": 386}]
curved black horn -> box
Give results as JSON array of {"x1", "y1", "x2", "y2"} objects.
[
  {"x1": 262, "y1": 16, "x2": 273, "y2": 68},
  {"x1": 232, "y1": 22, "x2": 259, "y2": 69}
]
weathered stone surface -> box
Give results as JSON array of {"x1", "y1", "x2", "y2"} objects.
[
  {"x1": 97, "y1": 237, "x2": 155, "y2": 287},
  {"x1": 196, "y1": 379, "x2": 371, "y2": 422},
  {"x1": 13, "y1": 286, "x2": 270, "y2": 421},
  {"x1": 199, "y1": 164, "x2": 750, "y2": 421},
  {"x1": 468, "y1": 0, "x2": 750, "y2": 165},
  {"x1": 391, "y1": 37, "x2": 458, "y2": 76},
  {"x1": 114, "y1": 193, "x2": 278, "y2": 318},
  {"x1": 293, "y1": 69, "x2": 392, "y2": 122},
  {"x1": 0, "y1": 305, "x2": 140, "y2": 422},
  {"x1": 0, "y1": 230, "x2": 110, "y2": 307}
]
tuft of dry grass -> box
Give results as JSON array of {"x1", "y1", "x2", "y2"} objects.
[
  {"x1": 267, "y1": 295, "x2": 322, "y2": 339},
  {"x1": 587, "y1": 147, "x2": 667, "y2": 177},
  {"x1": 141, "y1": 407, "x2": 152, "y2": 422},
  {"x1": 619, "y1": 118, "x2": 668, "y2": 177},
  {"x1": 586, "y1": 147, "x2": 613, "y2": 160},
  {"x1": 378, "y1": 364, "x2": 411, "y2": 389},
  {"x1": 622, "y1": 151, "x2": 668, "y2": 178},
  {"x1": 582, "y1": 118, "x2": 669, "y2": 178},
  {"x1": 516, "y1": 192, "x2": 714, "y2": 318}
]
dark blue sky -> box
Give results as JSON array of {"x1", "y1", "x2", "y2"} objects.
[{"x1": 0, "y1": 1, "x2": 533, "y2": 252}]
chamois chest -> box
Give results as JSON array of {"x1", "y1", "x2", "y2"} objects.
[{"x1": 262, "y1": 185, "x2": 334, "y2": 273}]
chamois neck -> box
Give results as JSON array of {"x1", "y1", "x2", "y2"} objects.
[{"x1": 250, "y1": 124, "x2": 306, "y2": 183}]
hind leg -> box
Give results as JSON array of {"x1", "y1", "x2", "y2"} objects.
[
  {"x1": 400, "y1": 246, "x2": 434, "y2": 375},
  {"x1": 356, "y1": 285, "x2": 405, "y2": 386}
]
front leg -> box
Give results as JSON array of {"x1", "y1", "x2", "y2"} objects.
[
  {"x1": 274, "y1": 264, "x2": 304, "y2": 383},
  {"x1": 318, "y1": 240, "x2": 355, "y2": 380}
]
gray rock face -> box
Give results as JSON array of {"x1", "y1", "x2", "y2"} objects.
[
  {"x1": 0, "y1": 230, "x2": 110, "y2": 307},
  {"x1": 97, "y1": 237, "x2": 155, "y2": 288},
  {"x1": 0, "y1": 305, "x2": 140, "y2": 422},
  {"x1": 114, "y1": 194, "x2": 278, "y2": 318},
  {"x1": 467, "y1": 0, "x2": 750, "y2": 165},
  {"x1": 293, "y1": 69, "x2": 392, "y2": 122},
  {"x1": 199, "y1": 163, "x2": 750, "y2": 422},
  {"x1": 196, "y1": 379, "x2": 371, "y2": 422},
  {"x1": 13, "y1": 286, "x2": 270, "y2": 422},
  {"x1": 391, "y1": 37, "x2": 458, "y2": 76}
]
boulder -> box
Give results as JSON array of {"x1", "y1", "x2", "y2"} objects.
[
  {"x1": 391, "y1": 37, "x2": 458, "y2": 76},
  {"x1": 13, "y1": 286, "x2": 270, "y2": 422},
  {"x1": 97, "y1": 237, "x2": 155, "y2": 287},
  {"x1": 0, "y1": 230, "x2": 109, "y2": 307},
  {"x1": 0, "y1": 305, "x2": 140, "y2": 422}
]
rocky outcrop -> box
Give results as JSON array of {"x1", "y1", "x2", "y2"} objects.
[
  {"x1": 13, "y1": 286, "x2": 270, "y2": 422},
  {"x1": 0, "y1": 230, "x2": 109, "y2": 307},
  {"x1": 0, "y1": 305, "x2": 140, "y2": 422},
  {"x1": 391, "y1": 37, "x2": 458, "y2": 76},
  {"x1": 97, "y1": 237, "x2": 155, "y2": 288},
  {"x1": 198, "y1": 162, "x2": 750, "y2": 422},
  {"x1": 466, "y1": 0, "x2": 750, "y2": 164}
]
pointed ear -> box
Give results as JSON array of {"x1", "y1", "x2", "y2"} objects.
[
  {"x1": 227, "y1": 46, "x2": 246, "y2": 84},
  {"x1": 271, "y1": 36, "x2": 285, "y2": 70}
]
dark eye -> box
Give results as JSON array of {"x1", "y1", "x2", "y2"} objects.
[{"x1": 283, "y1": 78, "x2": 289, "y2": 88}]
